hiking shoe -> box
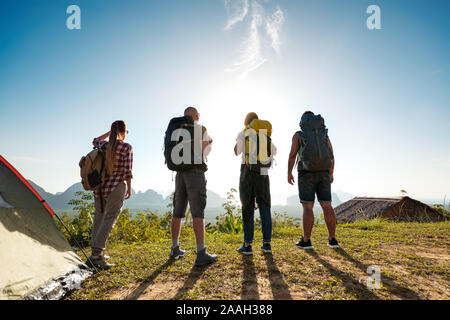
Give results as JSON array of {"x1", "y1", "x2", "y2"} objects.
[
  {"x1": 296, "y1": 237, "x2": 313, "y2": 250},
  {"x1": 85, "y1": 255, "x2": 115, "y2": 270},
  {"x1": 170, "y1": 245, "x2": 186, "y2": 260},
  {"x1": 328, "y1": 238, "x2": 340, "y2": 248},
  {"x1": 261, "y1": 243, "x2": 272, "y2": 253},
  {"x1": 194, "y1": 248, "x2": 218, "y2": 266},
  {"x1": 238, "y1": 243, "x2": 253, "y2": 255}
]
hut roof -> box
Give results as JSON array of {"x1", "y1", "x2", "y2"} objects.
[{"x1": 334, "y1": 196, "x2": 443, "y2": 223}]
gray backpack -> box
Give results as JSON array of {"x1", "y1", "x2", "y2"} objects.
[{"x1": 297, "y1": 113, "x2": 333, "y2": 172}]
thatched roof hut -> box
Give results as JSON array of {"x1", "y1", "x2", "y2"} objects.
[{"x1": 334, "y1": 196, "x2": 447, "y2": 223}]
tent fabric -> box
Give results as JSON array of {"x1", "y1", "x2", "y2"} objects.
[{"x1": 0, "y1": 155, "x2": 90, "y2": 300}]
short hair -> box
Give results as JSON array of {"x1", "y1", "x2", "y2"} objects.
[
  {"x1": 303, "y1": 111, "x2": 314, "y2": 116},
  {"x1": 244, "y1": 112, "x2": 258, "y2": 126},
  {"x1": 184, "y1": 106, "x2": 198, "y2": 118}
]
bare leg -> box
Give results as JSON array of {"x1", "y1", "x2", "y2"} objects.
[
  {"x1": 171, "y1": 217, "x2": 182, "y2": 242},
  {"x1": 301, "y1": 202, "x2": 315, "y2": 241},
  {"x1": 320, "y1": 201, "x2": 336, "y2": 240},
  {"x1": 193, "y1": 217, "x2": 205, "y2": 245}
]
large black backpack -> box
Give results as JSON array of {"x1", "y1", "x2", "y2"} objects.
[
  {"x1": 164, "y1": 116, "x2": 207, "y2": 172},
  {"x1": 297, "y1": 113, "x2": 333, "y2": 172}
]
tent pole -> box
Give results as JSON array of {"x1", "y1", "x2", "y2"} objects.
[{"x1": 53, "y1": 213, "x2": 100, "y2": 274}]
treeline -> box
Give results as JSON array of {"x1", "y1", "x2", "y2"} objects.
[{"x1": 54, "y1": 189, "x2": 302, "y2": 247}]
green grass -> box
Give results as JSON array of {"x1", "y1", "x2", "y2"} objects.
[{"x1": 66, "y1": 219, "x2": 450, "y2": 300}]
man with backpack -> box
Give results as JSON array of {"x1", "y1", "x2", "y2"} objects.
[
  {"x1": 164, "y1": 106, "x2": 218, "y2": 266},
  {"x1": 287, "y1": 111, "x2": 340, "y2": 250},
  {"x1": 234, "y1": 112, "x2": 276, "y2": 255}
]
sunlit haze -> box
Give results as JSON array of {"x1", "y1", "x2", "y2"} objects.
[{"x1": 1, "y1": 0, "x2": 449, "y2": 205}]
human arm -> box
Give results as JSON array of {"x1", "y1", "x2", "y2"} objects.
[
  {"x1": 271, "y1": 142, "x2": 277, "y2": 156},
  {"x1": 202, "y1": 139, "x2": 212, "y2": 152},
  {"x1": 123, "y1": 145, "x2": 133, "y2": 199},
  {"x1": 328, "y1": 138, "x2": 335, "y2": 183},
  {"x1": 125, "y1": 178, "x2": 132, "y2": 199},
  {"x1": 202, "y1": 128, "x2": 213, "y2": 157},
  {"x1": 287, "y1": 133, "x2": 301, "y2": 185},
  {"x1": 92, "y1": 131, "x2": 110, "y2": 147},
  {"x1": 234, "y1": 131, "x2": 244, "y2": 156}
]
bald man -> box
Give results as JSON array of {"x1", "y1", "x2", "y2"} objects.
[{"x1": 169, "y1": 107, "x2": 218, "y2": 266}]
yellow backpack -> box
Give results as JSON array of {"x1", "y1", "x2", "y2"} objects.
[{"x1": 244, "y1": 119, "x2": 273, "y2": 170}]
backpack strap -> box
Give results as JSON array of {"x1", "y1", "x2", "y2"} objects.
[
  {"x1": 98, "y1": 145, "x2": 107, "y2": 213},
  {"x1": 296, "y1": 131, "x2": 304, "y2": 171}
]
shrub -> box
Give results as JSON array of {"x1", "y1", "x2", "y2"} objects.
[
  {"x1": 54, "y1": 191, "x2": 95, "y2": 247},
  {"x1": 213, "y1": 188, "x2": 243, "y2": 234},
  {"x1": 55, "y1": 191, "x2": 171, "y2": 248}
]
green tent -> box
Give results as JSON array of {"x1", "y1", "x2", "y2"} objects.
[{"x1": 0, "y1": 155, "x2": 90, "y2": 300}]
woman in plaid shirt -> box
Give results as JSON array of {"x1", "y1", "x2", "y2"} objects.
[{"x1": 87, "y1": 120, "x2": 133, "y2": 270}]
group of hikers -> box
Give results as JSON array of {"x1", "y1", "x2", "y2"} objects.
[{"x1": 82, "y1": 107, "x2": 339, "y2": 270}]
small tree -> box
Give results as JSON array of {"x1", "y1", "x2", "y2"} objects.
[
  {"x1": 215, "y1": 188, "x2": 243, "y2": 234},
  {"x1": 66, "y1": 191, "x2": 96, "y2": 247},
  {"x1": 159, "y1": 192, "x2": 174, "y2": 230}
]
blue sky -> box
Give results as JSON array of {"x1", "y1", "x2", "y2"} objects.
[{"x1": 1, "y1": 0, "x2": 449, "y2": 204}]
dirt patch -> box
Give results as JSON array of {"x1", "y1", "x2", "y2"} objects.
[
  {"x1": 377, "y1": 244, "x2": 449, "y2": 300},
  {"x1": 383, "y1": 244, "x2": 449, "y2": 261},
  {"x1": 106, "y1": 277, "x2": 186, "y2": 300},
  {"x1": 106, "y1": 285, "x2": 138, "y2": 300},
  {"x1": 137, "y1": 279, "x2": 185, "y2": 300},
  {"x1": 106, "y1": 271, "x2": 304, "y2": 300},
  {"x1": 103, "y1": 242, "x2": 448, "y2": 301},
  {"x1": 414, "y1": 247, "x2": 449, "y2": 261}
]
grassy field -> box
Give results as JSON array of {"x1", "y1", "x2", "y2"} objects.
[{"x1": 65, "y1": 219, "x2": 449, "y2": 300}]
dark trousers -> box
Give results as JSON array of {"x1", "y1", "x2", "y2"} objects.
[{"x1": 239, "y1": 165, "x2": 272, "y2": 243}]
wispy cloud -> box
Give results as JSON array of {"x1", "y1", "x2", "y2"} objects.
[
  {"x1": 224, "y1": 0, "x2": 285, "y2": 79},
  {"x1": 224, "y1": 0, "x2": 249, "y2": 31},
  {"x1": 266, "y1": 5, "x2": 285, "y2": 55}
]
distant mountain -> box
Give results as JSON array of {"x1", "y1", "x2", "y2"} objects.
[
  {"x1": 207, "y1": 190, "x2": 226, "y2": 208},
  {"x1": 334, "y1": 190, "x2": 354, "y2": 203},
  {"x1": 28, "y1": 180, "x2": 54, "y2": 200},
  {"x1": 126, "y1": 188, "x2": 169, "y2": 211},
  {"x1": 24, "y1": 181, "x2": 356, "y2": 222},
  {"x1": 28, "y1": 181, "x2": 86, "y2": 211},
  {"x1": 26, "y1": 181, "x2": 227, "y2": 217}
]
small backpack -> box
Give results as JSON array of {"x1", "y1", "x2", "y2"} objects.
[
  {"x1": 164, "y1": 116, "x2": 208, "y2": 172},
  {"x1": 79, "y1": 147, "x2": 107, "y2": 191},
  {"x1": 297, "y1": 113, "x2": 333, "y2": 172},
  {"x1": 244, "y1": 119, "x2": 273, "y2": 172}
]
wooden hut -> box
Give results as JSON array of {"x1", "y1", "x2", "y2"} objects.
[{"x1": 334, "y1": 196, "x2": 447, "y2": 223}]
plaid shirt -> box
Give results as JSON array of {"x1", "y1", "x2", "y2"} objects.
[{"x1": 93, "y1": 138, "x2": 133, "y2": 199}]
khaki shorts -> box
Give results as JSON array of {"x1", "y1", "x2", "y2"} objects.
[{"x1": 173, "y1": 169, "x2": 207, "y2": 219}]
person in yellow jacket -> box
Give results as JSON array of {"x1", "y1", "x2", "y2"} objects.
[{"x1": 234, "y1": 112, "x2": 277, "y2": 255}]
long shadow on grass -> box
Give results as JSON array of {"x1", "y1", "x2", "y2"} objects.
[
  {"x1": 263, "y1": 253, "x2": 292, "y2": 300},
  {"x1": 241, "y1": 255, "x2": 260, "y2": 300},
  {"x1": 335, "y1": 248, "x2": 421, "y2": 299},
  {"x1": 304, "y1": 250, "x2": 380, "y2": 300},
  {"x1": 172, "y1": 263, "x2": 213, "y2": 300},
  {"x1": 125, "y1": 259, "x2": 175, "y2": 300}
]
